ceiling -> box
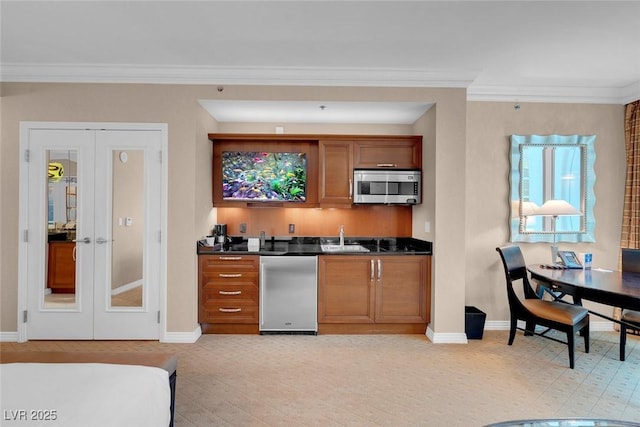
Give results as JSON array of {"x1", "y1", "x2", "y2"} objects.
[{"x1": 2, "y1": 1, "x2": 639, "y2": 123}]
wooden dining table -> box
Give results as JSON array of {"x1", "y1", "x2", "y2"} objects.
[{"x1": 527, "y1": 265, "x2": 640, "y2": 321}]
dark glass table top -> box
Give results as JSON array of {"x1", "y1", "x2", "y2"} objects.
[{"x1": 485, "y1": 418, "x2": 640, "y2": 427}]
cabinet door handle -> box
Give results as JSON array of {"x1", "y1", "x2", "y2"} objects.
[
  {"x1": 219, "y1": 290, "x2": 242, "y2": 295},
  {"x1": 349, "y1": 179, "x2": 353, "y2": 199},
  {"x1": 376, "y1": 163, "x2": 397, "y2": 168},
  {"x1": 219, "y1": 273, "x2": 242, "y2": 278},
  {"x1": 72, "y1": 245, "x2": 77, "y2": 262},
  {"x1": 370, "y1": 259, "x2": 375, "y2": 280},
  {"x1": 219, "y1": 308, "x2": 242, "y2": 313},
  {"x1": 377, "y1": 259, "x2": 382, "y2": 281},
  {"x1": 219, "y1": 256, "x2": 242, "y2": 261}
]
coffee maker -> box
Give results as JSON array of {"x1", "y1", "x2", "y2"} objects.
[{"x1": 213, "y1": 224, "x2": 229, "y2": 251}]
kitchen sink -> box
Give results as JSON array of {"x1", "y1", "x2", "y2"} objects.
[{"x1": 320, "y1": 244, "x2": 370, "y2": 253}]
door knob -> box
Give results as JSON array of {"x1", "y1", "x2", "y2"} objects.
[
  {"x1": 73, "y1": 237, "x2": 91, "y2": 244},
  {"x1": 95, "y1": 237, "x2": 112, "y2": 244}
]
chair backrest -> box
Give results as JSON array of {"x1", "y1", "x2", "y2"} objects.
[
  {"x1": 496, "y1": 245, "x2": 539, "y2": 300},
  {"x1": 622, "y1": 248, "x2": 640, "y2": 273}
]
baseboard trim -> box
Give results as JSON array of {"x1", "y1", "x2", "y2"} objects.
[
  {"x1": 2, "y1": 328, "x2": 203, "y2": 343},
  {"x1": 425, "y1": 319, "x2": 615, "y2": 344},
  {"x1": 426, "y1": 326, "x2": 468, "y2": 344},
  {"x1": 2, "y1": 320, "x2": 614, "y2": 344},
  {"x1": 161, "y1": 326, "x2": 202, "y2": 343},
  {"x1": 0, "y1": 331, "x2": 18, "y2": 342}
]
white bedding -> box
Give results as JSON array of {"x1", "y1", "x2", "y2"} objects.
[{"x1": 0, "y1": 362, "x2": 171, "y2": 427}]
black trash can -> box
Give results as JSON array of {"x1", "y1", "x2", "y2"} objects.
[{"x1": 465, "y1": 306, "x2": 486, "y2": 339}]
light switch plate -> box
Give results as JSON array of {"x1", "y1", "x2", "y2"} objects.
[{"x1": 289, "y1": 224, "x2": 295, "y2": 233}]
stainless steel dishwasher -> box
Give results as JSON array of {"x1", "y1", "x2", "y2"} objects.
[{"x1": 259, "y1": 256, "x2": 318, "y2": 334}]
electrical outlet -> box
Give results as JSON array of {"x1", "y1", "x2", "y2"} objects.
[
  {"x1": 240, "y1": 223, "x2": 247, "y2": 233},
  {"x1": 424, "y1": 221, "x2": 430, "y2": 233},
  {"x1": 289, "y1": 224, "x2": 295, "y2": 233}
]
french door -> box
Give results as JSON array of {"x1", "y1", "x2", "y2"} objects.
[{"x1": 18, "y1": 123, "x2": 165, "y2": 340}]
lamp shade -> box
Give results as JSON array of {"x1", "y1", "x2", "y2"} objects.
[
  {"x1": 535, "y1": 199, "x2": 581, "y2": 216},
  {"x1": 511, "y1": 200, "x2": 539, "y2": 218}
]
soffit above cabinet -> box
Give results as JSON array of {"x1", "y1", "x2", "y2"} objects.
[{"x1": 199, "y1": 100, "x2": 434, "y2": 125}]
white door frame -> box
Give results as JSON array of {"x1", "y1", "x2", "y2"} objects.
[{"x1": 17, "y1": 122, "x2": 168, "y2": 342}]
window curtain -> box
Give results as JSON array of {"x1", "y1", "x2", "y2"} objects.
[{"x1": 621, "y1": 100, "x2": 640, "y2": 249}]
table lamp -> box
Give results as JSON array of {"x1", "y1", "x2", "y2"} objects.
[
  {"x1": 535, "y1": 199, "x2": 582, "y2": 263},
  {"x1": 512, "y1": 200, "x2": 539, "y2": 231}
]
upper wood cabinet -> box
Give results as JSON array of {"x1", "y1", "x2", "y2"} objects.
[
  {"x1": 209, "y1": 134, "x2": 422, "y2": 207},
  {"x1": 318, "y1": 140, "x2": 354, "y2": 205},
  {"x1": 354, "y1": 137, "x2": 422, "y2": 169}
]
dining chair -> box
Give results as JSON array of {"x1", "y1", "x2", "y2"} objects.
[
  {"x1": 619, "y1": 248, "x2": 640, "y2": 361},
  {"x1": 496, "y1": 245, "x2": 590, "y2": 369}
]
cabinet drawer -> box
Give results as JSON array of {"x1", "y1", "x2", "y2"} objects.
[
  {"x1": 201, "y1": 283, "x2": 258, "y2": 304},
  {"x1": 200, "y1": 271, "x2": 259, "y2": 286},
  {"x1": 199, "y1": 255, "x2": 259, "y2": 272},
  {"x1": 200, "y1": 302, "x2": 259, "y2": 324}
]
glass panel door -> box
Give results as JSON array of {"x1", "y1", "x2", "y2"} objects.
[
  {"x1": 27, "y1": 130, "x2": 95, "y2": 339},
  {"x1": 92, "y1": 130, "x2": 161, "y2": 339},
  {"x1": 23, "y1": 125, "x2": 162, "y2": 340}
]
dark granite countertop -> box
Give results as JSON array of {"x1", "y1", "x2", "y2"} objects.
[{"x1": 197, "y1": 236, "x2": 432, "y2": 256}]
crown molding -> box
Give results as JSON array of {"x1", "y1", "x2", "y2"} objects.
[
  {"x1": 2, "y1": 63, "x2": 637, "y2": 105},
  {"x1": 467, "y1": 82, "x2": 640, "y2": 105},
  {"x1": 0, "y1": 63, "x2": 475, "y2": 88}
]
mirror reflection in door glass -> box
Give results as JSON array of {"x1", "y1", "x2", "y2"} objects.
[
  {"x1": 110, "y1": 150, "x2": 144, "y2": 308},
  {"x1": 44, "y1": 149, "x2": 78, "y2": 309}
]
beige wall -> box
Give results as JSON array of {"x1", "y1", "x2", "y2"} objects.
[
  {"x1": 466, "y1": 101, "x2": 626, "y2": 321},
  {"x1": 1, "y1": 81, "x2": 624, "y2": 340},
  {"x1": 412, "y1": 106, "x2": 437, "y2": 323}
]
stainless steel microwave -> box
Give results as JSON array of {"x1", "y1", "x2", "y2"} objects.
[{"x1": 353, "y1": 169, "x2": 421, "y2": 205}]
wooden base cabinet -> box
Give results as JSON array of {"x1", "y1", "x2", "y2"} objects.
[
  {"x1": 317, "y1": 256, "x2": 375, "y2": 323},
  {"x1": 199, "y1": 254, "x2": 259, "y2": 334},
  {"x1": 375, "y1": 256, "x2": 429, "y2": 323},
  {"x1": 318, "y1": 255, "x2": 431, "y2": 334}
]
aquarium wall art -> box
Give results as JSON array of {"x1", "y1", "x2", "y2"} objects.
[{"x1": 222, "y1": 151, "x2": 307, "y2": 202}]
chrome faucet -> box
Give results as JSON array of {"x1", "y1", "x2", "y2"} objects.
[{"x1": 339, "y1": 225, "x2": 345, "y2": 248}]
